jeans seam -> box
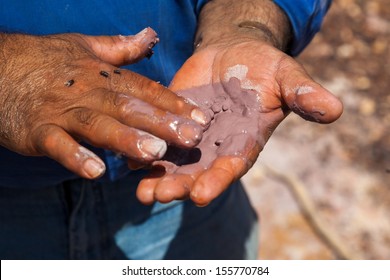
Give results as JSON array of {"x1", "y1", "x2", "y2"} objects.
[
  {"x1": 92, "y1": 182, "x2": 110, "y2": 259},
  {"x1": 56, "y1": 182, "x2": 71, "y2": 259},
  {"x1": 68, "y1": 179, "x2": 87, "y2": 259}
]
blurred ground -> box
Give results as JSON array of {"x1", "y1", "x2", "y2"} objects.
[{"x1": 243, "y1": 0, "x2": 390, "y2": 259}]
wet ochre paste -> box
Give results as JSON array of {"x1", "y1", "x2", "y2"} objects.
[{"x1": 154, "y1": 77, "x2": 265, "y2": 174}]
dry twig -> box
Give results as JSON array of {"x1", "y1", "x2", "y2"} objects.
[{"x1": 264, "y1": 165, "x2": 361, "y2": 260}]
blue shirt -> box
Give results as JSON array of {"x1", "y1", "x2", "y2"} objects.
[
  {"x1": 0, "y1": 0, "x2": 331, "y2": 187},
  {"x1": 274, "y1": 0, "x2": 332, "y2": 56}
]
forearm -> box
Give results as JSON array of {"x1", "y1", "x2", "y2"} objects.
[
  {"x1": 195, "y1": 0, "x2": 292, "y2": 52},
  {"x1": 0, "y1": 33, "x2": 6, "y2": 82},
  {"x1": 0, "y1": 33, "x2": 9, "y2": 130}
]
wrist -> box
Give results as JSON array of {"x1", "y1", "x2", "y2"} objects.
[{"x1": 195, "y1": 0, "x2": 292, "y2": 52}]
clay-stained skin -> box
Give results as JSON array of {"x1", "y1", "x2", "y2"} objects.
[
  {"x1": 154, "y1": 77, "x2": 264, "y2": 174},
  {"x1": 118, "y1": 27, "x2": 159, "y2": 61}
]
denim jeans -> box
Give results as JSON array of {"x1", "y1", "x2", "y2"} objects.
[{"x1": 0, "y1": 172, "x2": 258, "y2": 259}]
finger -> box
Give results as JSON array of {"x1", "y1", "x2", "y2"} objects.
[
  {"x1": 277, "y1": 60, "x2": 343, "y2": 124},
  {"x1": 65, "y1": 107, "x2": 168, "y2": 162},
  {"x1": 136, "y1": 168, "x2": 166, "y2": 205},
  {"x1": 32, "y1": 124, "x2": 106, "y2": 179},
  {"x1": 97, "y1": 68, "x2": 210, "y2": 126},
  {"x1": 190, "y1": 156, "x2": 247, "y2": 207},
  {"x1": 153, "y1": 174, "x2": 195, "y2": 203},
  {"x1": 98, "y1": 92, "x2": 204, "y2": 148},
  {"x1": 81, "y1": 27, "x2": 159, "y2": 66},
  {"x1": 80, "y1": 29, "x2": 209, "y2": 127}
]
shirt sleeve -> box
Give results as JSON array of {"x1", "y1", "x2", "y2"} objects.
[
  {"x1": 273, "y1": 0, "x2": 332, "y2": 56},
  {"x1": 195, "y1": 0, "x2": 211, "y2": 15}
]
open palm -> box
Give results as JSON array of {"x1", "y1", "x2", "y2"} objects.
[{"x1": 136, "y1": 40, "x2": 343, "y2": 206}]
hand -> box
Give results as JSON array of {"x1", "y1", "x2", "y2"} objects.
[
  {"x1": 0, "y1": 28, "x2": 208, "y2": 179},
  {"x1": 136, "y1": 39, "x2": 343, "y2": 206}
]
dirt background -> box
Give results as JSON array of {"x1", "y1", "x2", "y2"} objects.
[{"x1": 243, "y1": 0, "x2": 390, "y2": 259}]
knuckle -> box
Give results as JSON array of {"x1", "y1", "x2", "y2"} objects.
[
  {"x1": 41, "y1": 131, "x2": 59, "y2": 151},
  {"x1": 150, "y1": 84, "x2": 179, "y2": 110},
  {"x1": 32, "y1": 125, "x2": 59, "y2": 153},
  {"x1": 71, "y1": 108, "x2": 100, "y2": 132},
  {"x1": 152, "y1": 86, "x2": 187, "y2": 114},
  {"x1": 148, "y1": 84, "x2": 166, "y2": 103},
  {"x1": 72, "y1": 108, "x2": 94, "y2": 125},
  {"x1": 112, "y1": 70, "x2": 140, "y2": 95},
  {"x1": 125, "y1": 72, "x2": 164, "y2": 101},
  {"x1": 113, "y1": 93, "x2": 137, "y2": 120}
]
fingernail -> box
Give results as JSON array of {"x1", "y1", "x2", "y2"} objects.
[
  {"x1": 121, "y1": 28, "x2": 158, "y2": 45},
  {"x1": 134, "y1": 27, "x2": 159, "y2": 46},
  {"x1": 84, "y1": 158, "x2": 106, "y2": 178},
  {"x1": 135, "y1": 27, "x2": 148, "y2": 37},
  {"x1": 131, "y1": 28, "x2": 149, "y2": 41},
  {"x1": 139, "y1": 137, "x2": 167, "y2": 158},
  {"x1": 177, "y1": 122, "x2": 203, "y2": 145},
  {"x1": 137, "y1": 27, "x2": 157, "y2": 38},
  {"x1": 191, "y1": 108, "x2": 209, "y2": 126}
]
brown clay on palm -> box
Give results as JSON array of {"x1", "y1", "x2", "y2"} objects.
[{"x1": 153, "y1": 76, "x2": 265, "y2": 175}]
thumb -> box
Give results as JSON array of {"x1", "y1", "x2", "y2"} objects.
[
  {"x1": 278, "y1": 62, "x2": 343, "y2": 124},
  {"x1": 81, "y1": 27, "x2": 159, "y2": 66}
]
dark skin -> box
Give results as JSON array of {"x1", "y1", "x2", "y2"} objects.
[
  {"x1": 0, "y1": 28, "x2": 208, "y2": 179},
  {"x1": 136, "y1": 0, "x2": 343, "y2": 206}
]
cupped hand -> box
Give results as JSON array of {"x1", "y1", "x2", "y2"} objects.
[
  {"x1": 0, "y1": 28, "x2": 208, "y2": 179},
  {"x1": 136, "y1": 40, "x2": 343, "y2": 206}
]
